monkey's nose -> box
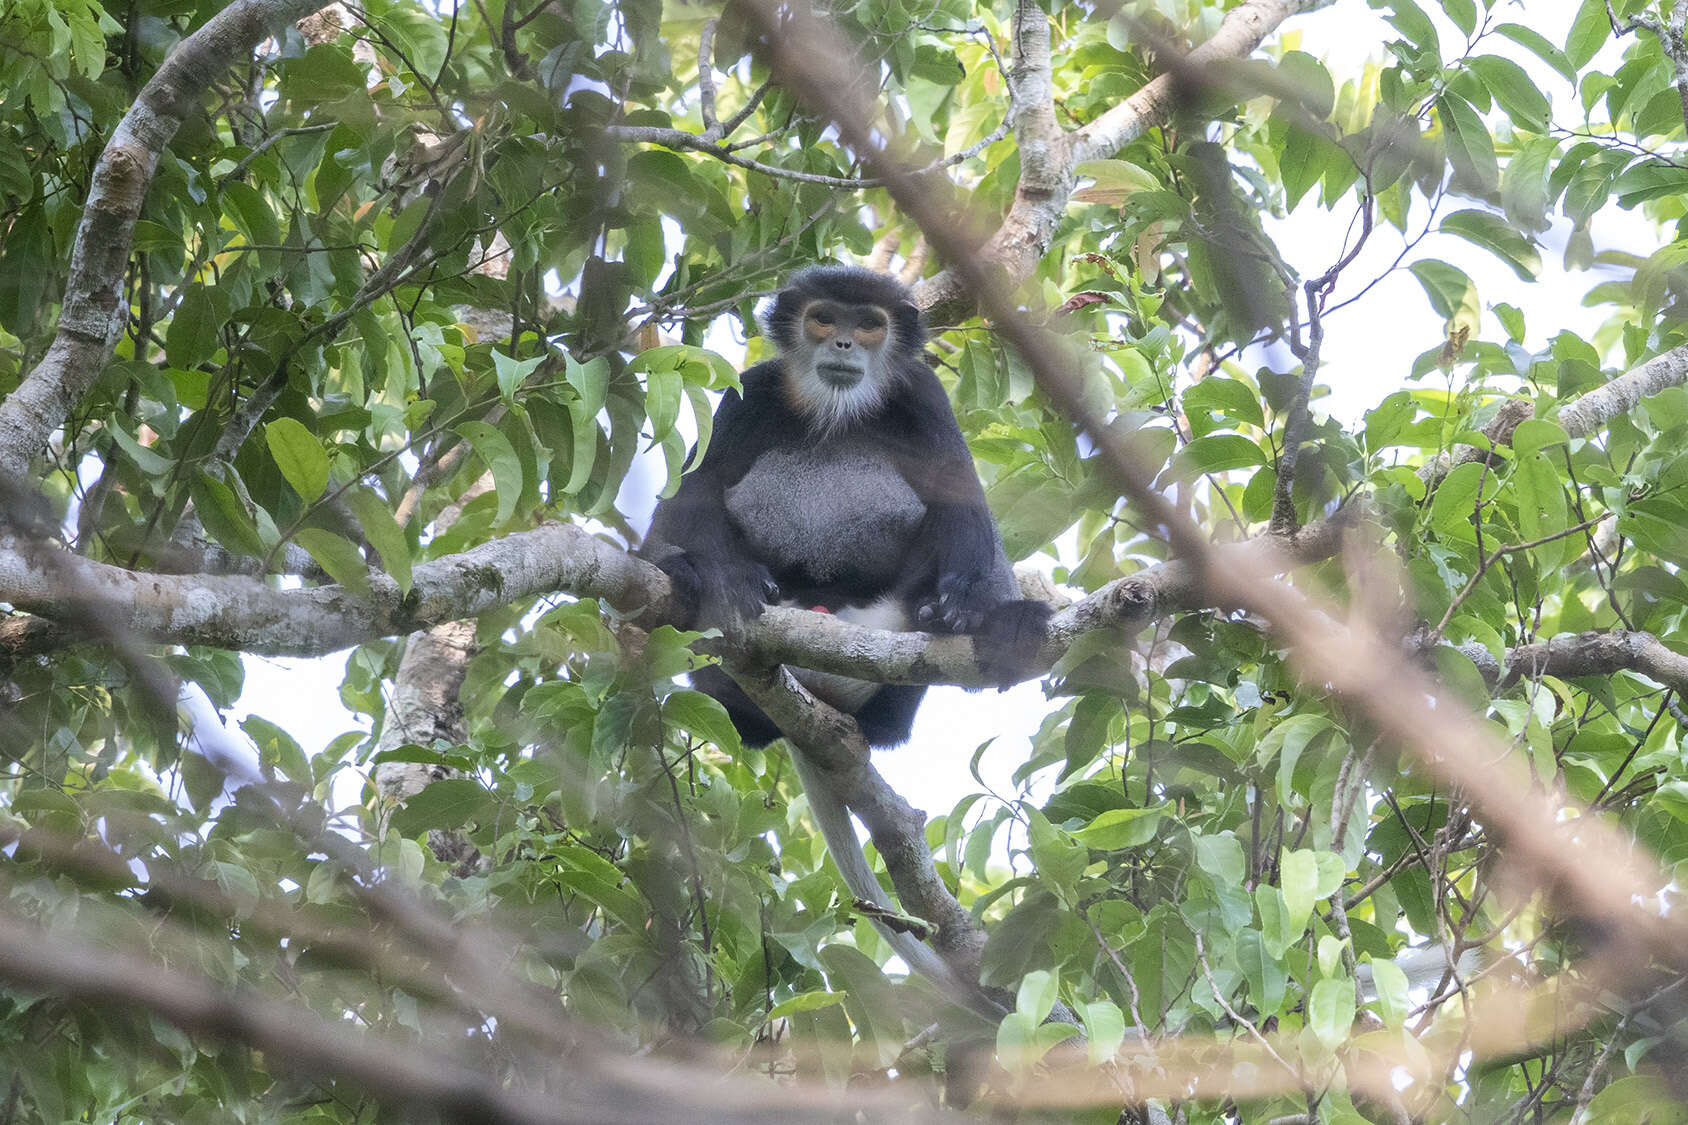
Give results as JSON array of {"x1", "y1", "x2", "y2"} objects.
[{"x1": 833, "y1": 338, "x2": 853, "y2": 349}]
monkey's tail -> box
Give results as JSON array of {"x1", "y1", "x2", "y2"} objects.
[{"x1": 786, "y1": 747, "x2": 977, "y2": 1000}]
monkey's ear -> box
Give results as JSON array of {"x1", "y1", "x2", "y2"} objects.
[
  {"x1": 895, "y1": 301, "x2": 925, "y2": 345},
  {"x1": 758, "y1": 290, "x2": 798, "y2": 348}
]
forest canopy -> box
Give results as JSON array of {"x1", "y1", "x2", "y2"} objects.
[{"x1": 2, "y1": 0, "x2": 1688, "y2": 1120}]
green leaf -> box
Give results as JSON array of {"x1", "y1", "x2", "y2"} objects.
[
  {"x1": 563, "y1": 402, "x2": 601, "y2": 497},
  {"x1": 1172, "y1": 434, "x2": 1266, "y2": 479},
  {"x1": 646, "y1": 367, "x2": 683, "y2": 442},
  {"x1": 1408, "y1": 259, "x2": 1478, "y2": 320},
  {"x1": 1565, "y1": 0, "x2": 1610, "y2": 68},
  {"x1": 1015, "y1": 968, "x2": 1059, "y2": 1023},
  {"x1": 166, "y1": 284, "x2": 224, "y2": 368},
  {"x1": 1501, "y1": 136, "x2": 1556, "y2": 235},
  {"x1": 1318, "y1": 934, "x2": 1348, "y2": 977},
  {"x1": 767, "y1": 991, "x2": 849, "y2": 1020},
  {"x1": 343, "y1": 485, "x2": 412, "y2": 593},
  {"x1": 389, "y1": 777, "x2": 491, "y2": 836},
  {"x1": 1062, "y1": 693, "x2": 1119, "y2": 779},
  {"x1": 1282, "y1": 124, "x2": 1339, "y2": 210},
  {"x1": 1368, "y1": 957, "x2": 1410, "y2": 1025},
  {"x1": 1236, "y1": 928, "x2": 1288, "y2": 1014},
  {"x1": 1026, "y1": 808, "x2": 1087, "y2": 905},
  {"x1": 265, "y1": 418, "x2": 331, "y2": 501},
  {"x1": 566, "y1": 353, "x2": 610, "y2": 415},
  {"x1": 108, "y1": 419, "x2": 173, "y2": 476},
  {"x1": 1309, "y1": 977, "x2": 1357, "y2": 1048},
  {"x1": 1280, "y1": 847, "x2": 1319, "y2": 926},
  {"x1": 212, "y1": 861, "x2": 261, "y2": 920},
  {"x1": 1429, "y1": 460, "x2": 1498, "y2": 536},
  {"x1": 911, "y1": 42, "x2": 963, "y2": 85},
  {"x1": 1467, "y1": 56, "x2": 1550, "y2": 133},
  {"x1": 1257, "y1": 885, "x2": 1300, "y2": 955},
  {"x1": 556, "y1": 845, "x2": 649, "y2": 932},
  {"x1": 685, "y1": 383, "x2": 715, "y2": 469},
  {"x1": 1194, "y1": 832, "x2": 1246, "y2": 885},
  {"x1": 1183, "y1": 375, "x2": 1265, "y2": 428},
  {"x1": 1072, "y1": 805, "x2": 1166, "y2": 850},
  {"x1": 191, "y1": 473, "x2": 267, "y2": 559},
  {"x1": 663, "y1": 690, "x2": 742, "y2": 754},
  {"x1": 1080, "y1": 1000, "x2": 1127, "y2": 1065},
  {"x1": 1437, "y1": 95, "x2": 1498, "y2": 193},
  {"x1": 1257, "y1": 713, "x2": 1331, "y2": 805},
  {"x1": 1583, "y1": 1076, "x2": 1688, "y2": 1125},
  {"x1": 221, "y1": 181, "x2": 282, "y2": 246},
  {"x1": 1493, "y1": 302, "x2": 1526, "y2": 342},
  {"x1": 1613, "y1": 161, "x2": 1688, "y2": 208},
  {"x1": 493, "y1": 350, "x2": 544, "y2": 401},
  {"x1": 1496, "y1": 23, "x2": 1574, "y2": 83},
  {"x1": 1441, "y1": 209, "x2": 1540, "y2": 281},
  {"x1": 1313, "y1": 851, "x2": 1347, "y2": 900},
  {"x1": 1383, "y1": 0, "x2": 1439, "y2": 55},
  {"x1": 455, "y1": 420, "x2": 525, "y2": 526},
  {"x1": 292, "y1": 528, "x2": 371, "y2": 596},
  {"x1": 387, "y1": 196, "x2": 432, "y2": 253},
  {"x1": 1511, "y1": 418, "x2": 1566, "y2": 457}
]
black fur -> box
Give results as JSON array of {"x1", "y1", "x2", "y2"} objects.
[{"x1": 642, "y1": 266, "x2": 1050, "y2": 748}]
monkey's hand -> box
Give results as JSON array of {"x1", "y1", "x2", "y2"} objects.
[
  {"x1": 657, "y1": 551, "x2": 779, "y2": 631},
  {"x1": 919, "y1": 567, "x2": 1005, "y2": 634},
  {"x1": 971, "y1": 599, "x2": 1052, "y2": 690}
]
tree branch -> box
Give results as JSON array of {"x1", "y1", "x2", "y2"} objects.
[
  {"x1": 0, "y1": 911, "x2": 570, "y2": 1125},
  {"x1": 0, "y1": 0, "x2": 331, "y2": 478},
  {"x1": 0, "y1": 510, "x2": 1350, "y2": 676},
  {"x1": 911, "y1": 0, "x2": 1324, "y2": 321},
  {"x1": 723, "y1": 662, "x2": 989, "y2": 986},
  {"x1": 1501, "y1": 630, "x2": 1688, "y2": 695},
  {"x1": 0, "y1": 523, "x2": 678, "y2": 657},
  {"x1": 1557, "y1": 341, "x2": 1688, "y2": 439}
]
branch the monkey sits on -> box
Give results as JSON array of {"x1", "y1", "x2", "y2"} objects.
[{"x1": 641, "y1": 264, "x2": 1049, "y2": 990}]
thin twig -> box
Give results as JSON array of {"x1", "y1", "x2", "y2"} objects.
[{"x1": 1430, "y1": 512, "x2": 1613, "y2": 641}]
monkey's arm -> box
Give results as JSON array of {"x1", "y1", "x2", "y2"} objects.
[
  {"x1": 893, "y1": 366, "x2": 1051, "y2": 686},
  {"x1": 641, "y1": 369, "x2": 781, "y2": 626}
]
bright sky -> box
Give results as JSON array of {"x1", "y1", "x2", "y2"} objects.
[{"x1": 222, "y1": 0, "x2": 1666, "y2": 835}]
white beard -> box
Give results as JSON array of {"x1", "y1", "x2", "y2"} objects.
[{"x1": 784, "y1": 361, "x2": 893, "y2": 431}]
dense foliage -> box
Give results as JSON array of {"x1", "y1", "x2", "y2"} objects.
[{"x1": 3, "y1": 0, "x2": 1688, "y2": 1120}]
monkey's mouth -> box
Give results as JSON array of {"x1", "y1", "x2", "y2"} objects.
[{"x1": 816, "y1": 363, "x2": 864, "y2": 388}]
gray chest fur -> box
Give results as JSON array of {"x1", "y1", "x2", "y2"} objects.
[{"x1": 725, "y1": 442, "x2": 924, "y2": 586}]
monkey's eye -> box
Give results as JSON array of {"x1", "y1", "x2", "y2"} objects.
[
  {"x1": 859, "y1": 312, "x2": 886, "y2": 331},
  {"x1": 811, "y1": 309, "x2": 836, "y2": 326}
]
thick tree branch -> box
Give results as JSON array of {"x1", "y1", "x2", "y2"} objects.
[
  {"x1": 724, "y1": 663, "x2": 988, "y2": 982},
  {"x1": 0, "y1": 0, "x2": 330, "y2": 477},
  {"x1": 0, "y1": 523, "x2": 677, "y2": 657},
  {"x1": 1557, "y1": 341, "x2": 1688, "y2": 439},
  {"x1": 1418, "y1": 398, "x2": 1533, "y2": 487},
  {"x1": 1067, "y1": 0, "x2": 1327, "y2": 165},
  {"x1": 1501, "y1": 630, "x2": 1688, "y2": 695},
  {"x1": 0, "y1": 510, "x2": 1349, "y2": 677}
]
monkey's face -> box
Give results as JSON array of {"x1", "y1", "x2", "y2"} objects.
[{"x1": 784, "y1": 300, "x2": 897, "y2": 427}]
